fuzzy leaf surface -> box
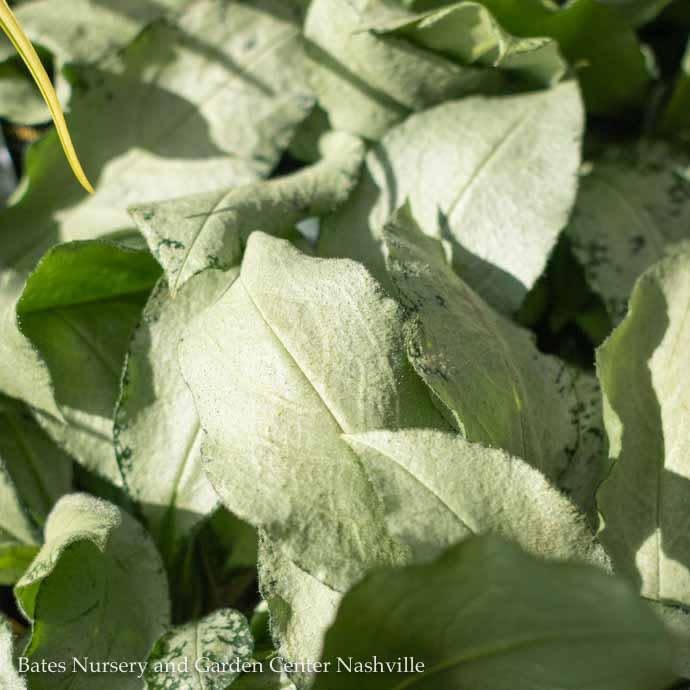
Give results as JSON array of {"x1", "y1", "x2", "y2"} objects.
[
  {"x1": 259, "y1": 419, "x2": 607, "y2": 671},
  {"x1": 597, "y1": 242, "x2": 690, "y2": 607},
  {"x1": 450, "y1": 0, "x2": 651, "y2": 114},
  {"x1": 345, "y1": 429, "x2": 606, "y2": 565},
  {"x1": 321, "y1": 81, "x2": 583, "y2": 313},
  {"x1": 130, "y1": 132, "x2": 364, "y2": 295},
  {"x1": 7, "y1": 0, "x2": 190, "y2": 66},
  {"x1": 15, "y1": 493, "x2": 170, "y2": 690},
  {"x1": 304, "y1": 0, "x2": 499, "y2": 140},
  {"x1": 369, "y1": 1, "x2": 566, "y2": 87},
  {"x1": 313, "y1": 536, "x2": 676, "y2": 690},
  {"x1": 258, "y1": 537, "x2": 341, "y2": 677},
  {"x1": 115, "y1": 270, "x2": 235, "y2": 556},
  {"x1": 0, "y1": 617, "x2": 25, "y2": 690},
  {"x1": 180, "y1": 233, "x2": 448, "y2": 592},
  {"x1": 383, "y1": 206, "x2": 603, "y2": 493},
  {"x1": 568, "y1": 141, "x2": 690, "y2": 323}
]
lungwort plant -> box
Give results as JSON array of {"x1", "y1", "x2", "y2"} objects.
[{"x1": 0, "y1": 1, "x2": 689, "y2": 689}]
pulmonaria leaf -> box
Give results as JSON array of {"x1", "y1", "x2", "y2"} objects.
[
  {"x1": 368, "y1": 1, "x2": 566, "y2": 87},
  {"x1": 4, "y1": 0, "x2": 190, "y2": 67},
  {"x1": 0, "y1": 59, "x2": 59, "y2": 125},
  {"x1": 462, "y1": 0, "x2": 651, "y2": 114},
  {"x1": 660, "y1": 39, "x2": 690, "y2": 143},
  {"x1": 0, "y1": 394, "x2": 72, "y2": 584},
  {"x1": 16, "y1": 241, "x2": 161, "y2": 484},
  {"x1": 0, "y1": 0, "x2": 192, "y2": 126},
  {"x1": 15, "y1": 493, "x2": 170, "y2": 690},
  {"x1": 258, "y1": 215, "x2": 609, "y2": 677},
  {"x1": 129, "y1": 131, "x2": 365, "y2": 296},
  {"x1": 597, "y1": 242, "x2": 690, "y2": 608},
  {"x1": 311, "y1": 0, "x2": 649, "y2": 117},
  {"x1": 144, "y1": 608, "x2": 253, "y2": 690},
  {"x1": 0, "y1": 0, "x2": 312, "y2": 418},
  {"x1": 180, "y1": 232, "x2": 448, "y2": 593},
  {"x1": 320, "y1": 80, "x2": 583, "y2": 314},
  {"x1": 382, "y1": 205, "x2": 605, "y2": 496},
  {"x1": 313, "y1": 536, "x2": 677, "y2": 690},
  {"x1": 345, "y1": 429, "x2": 607, "y2": 566},
  {"x1": 567, "y1": 140, "x2": 690, "y2": 324},
  {"x1": 115, "y1": 270, "x2": 235, "y2": 561},
  {"x1": 257, "y1": 536, "x2": 341, "y2": 682},
  {"x1": 304, "y1": 0, "x2": 500, "y2": 141},
  {"x1": 0, "y1": 617, "x2": 25, "y2": 690},
  {"x1": 180, "y1": 233, "x2": 452, "y2": 678}
]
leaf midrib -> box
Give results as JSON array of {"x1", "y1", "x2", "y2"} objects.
[
  {"x1": 50, "y1": 309, "x2": 122, "y2": 380},
  {"x1": 447, "y1": 279, "x2": 534, "y2": 464},
  {"x1": 391, "y1": 630, "x2": 662, "y2": 689},
  {"x1": 168, "y1": 419, "x2": 203, "y2": 514},
  {"x1": 19, "y1": 285, "x2": 152, "y2": 317},
  {"x1": 241, "y1": 278, "x2": 351, "y2": 436},
  {"x1": 595, "y1": 173, "x2": 666, "y2": 257},
  {"x1": 445, "y1": 103, "x2": 537, "y2": 221},
  {"x1": 352, "y1": 435, "x2": 477, "y2": 535}
]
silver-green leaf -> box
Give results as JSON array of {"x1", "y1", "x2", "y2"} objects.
[
  {"x1": 180, "y1": 232, "x2": 448, "y2": 592},
  {"x1": 258, "y1": 537, "x2": 341, "y2": 680},
  {"x1": 597, "y1": 242, "x2": 690, "y2": 607},
  {"x1": 383, "y1": 205, "x2": 606, "y2": 496},
  {"x1": 115, "y1": 270, "x2": 235, "y2": 558},
  {"x1": 321, "y1": 80, "x2": 584, "y2": 313},
  {"x1": 568, "y1": 140, "x2": 690, "y2": 323},
  {"x1": 15, "y1": 493, "x2": 170, "y2": 690},
  {"x1": 0, "y1": 0, "x2": 190, "y2": 125},
  {"x1": 304, "y1": 0, "x2": 498, "y2": 140},
  {"x1": 0, "y1": 617, "x2": 26, "y2": 690},
  {"x1": 368, "y1": 1, "x2": 566, "y2": 87},
  {"x1": 18, "y1": 240, "x2": 161, "y2": 484},
  {"x1": 129, "y1": 131, "x2": 364, "y2": 296},
  {"x1": 345, "y1": 429, "x2": 607, "y2": 566},
  {"x1": 6, "y1": 0, "x2": 190, "y2": 65}
]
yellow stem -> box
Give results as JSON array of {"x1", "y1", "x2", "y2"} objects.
[{"x1": 0, "y1": 0, "x2": 93, "y2": 193}]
